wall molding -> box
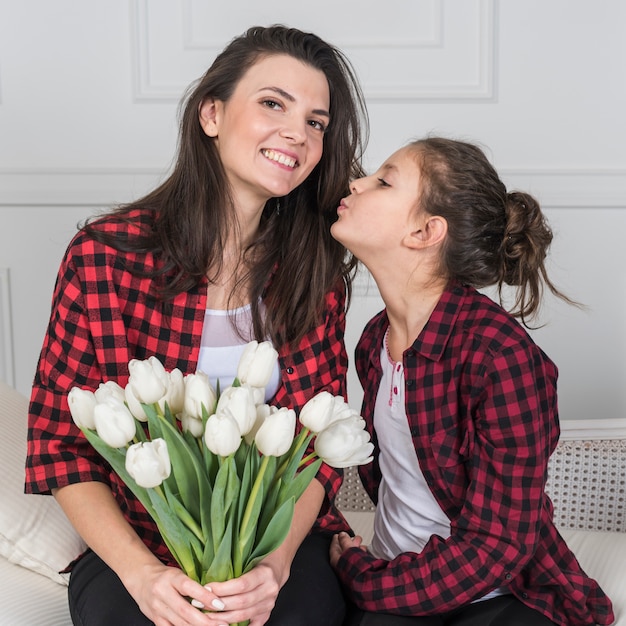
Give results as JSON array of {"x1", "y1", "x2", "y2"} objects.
[
  {"x1": 1, "y1": 168, "x2": 624, "y2": 208},
  {"x1": 130, "y1": 0, "x2": 495, "y2": 102},
  {"x1": 0, "y1": 268, "x2": 14, "y2": 388}
]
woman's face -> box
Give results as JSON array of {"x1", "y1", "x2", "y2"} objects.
[
  {"x1": 331, "y1": 147, "x2": 422, "y2": 258},
  {"x1": 199, "y1": 54, "x2": 330, "y2": 210}
]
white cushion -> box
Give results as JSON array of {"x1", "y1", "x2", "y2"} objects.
[
  {"x1": 0, "y1": 555, "x2": 72, "y2": 625},
  {"x1": 0, "y1": 381, "x2": 86, "y2": 585}
]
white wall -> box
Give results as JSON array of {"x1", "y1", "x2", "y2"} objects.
[{"x1": 0, "y1": 1, "x2": 625, "y2": 422}]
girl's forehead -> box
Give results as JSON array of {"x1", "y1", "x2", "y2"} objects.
[{"x1": 380, "y1": 147, "x2": 420, "y2": 176}]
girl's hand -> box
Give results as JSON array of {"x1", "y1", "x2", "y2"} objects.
[{"x1": 329, "y1": 531, "x2": 364, "y2": 567}]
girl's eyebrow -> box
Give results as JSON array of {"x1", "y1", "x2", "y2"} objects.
[{"x1": 259, "y1": 86, "x2": 330, "y2": 119}]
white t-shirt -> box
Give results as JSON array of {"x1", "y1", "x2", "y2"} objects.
[{"x1": 370, "y1": 332, "x2": 506, "y2": 603}]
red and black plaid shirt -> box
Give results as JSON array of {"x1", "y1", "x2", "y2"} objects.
[
  {"x1": 25, "y1": 209, "x2": 349, "y2": 567},
  {"x1": 335, "y1": 282, "x2": 613, "y2": 626}
]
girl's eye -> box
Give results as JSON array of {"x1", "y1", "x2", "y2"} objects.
[
  {"x1": 378, "y1": 177, "x2": 391, "y2": 188},
  {"x1": 308, "y1": 119, "x2": 327, "y2": 133}
]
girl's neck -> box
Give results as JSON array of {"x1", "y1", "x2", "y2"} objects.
[{"x1": 370, "y1": 263, "x2": 446, "y2": 362}]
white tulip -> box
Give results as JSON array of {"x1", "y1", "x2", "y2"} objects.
[
  {"x1": 255, "y1": 407, "x2": 295, "y2": 457},
  {"x1": 93, "y1": 397, "x2": 137, "y2": 448},
  {"x1": 236, "y1": 340, "x2": 278, "y2": 388},
  {"x1": 180, "y1": 411, "x2": 205, "y2": 438},
  {"x1": 159, "y1": 367, "x2": 185, "y2": 415},
  {"x1": 125, "y1": 439, "x2": 171, "y2": 488},
  {"x1": 331, "y1": 396, "x2": 356, "y2": 422},
  {"x1": 204, "y1": 411, "x2": 242, "y2": 457},
  {"x1": 298, "y1": 391, "x2": 336, "y2": 433},
  {"x1": 250, "y1": 385, "x2": 266, "y2": 406},
  {"x1": 124, "y1": 383, "x2": 149, "y2": 422},
  {"x1": 244, "y1": 403, "x2": 275, "y2": 445},
  {"x1": 314, "y1": 416, "x2": 374, "y2": 468},
  {"x1": 215, "y1": 385, "x2": 257, "y2": 436},
  {"x1": 184, "y1": 372, "x2": 217, "y2": 420},
  {"x1": 127, "y1": 357, "x2": 168, "y2": 405},
  {"x1": 67, "y1": 387, "x2": 97, "y2": 430},
  {"x1": 95, "y1": 380, "x2": 126, "y2": 404}
]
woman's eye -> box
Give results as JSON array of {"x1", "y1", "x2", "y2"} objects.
[
  {"x1": 378, "y1": 178, "x2": 391, "y2": 187},
  {"x1": 308, "y1": 119, "x2": 327, "y2": 132},
  {"x1": 262, "y1": 99, "x2": 282, "y2": 110}
]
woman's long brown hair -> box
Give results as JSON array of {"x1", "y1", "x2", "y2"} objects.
[{"x1": 83, "y1": 25, "x2": 368, "y2": 346}]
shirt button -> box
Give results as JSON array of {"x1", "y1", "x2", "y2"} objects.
[
  {"x1": 410, "y1": 426, "x2": 419, "y2": 437},
  {"x1": 505, "y1": 573, "x2": 512, "y2": 580},
  {"x1": 522, "y1": 592, "x2": 528, "y2": 599},
  {"x1": 406, "y1": 380, "x2": 414, "y2": 388},
  {"x1": 286, "y1": 367, "x2": 294, "y2": 374}
]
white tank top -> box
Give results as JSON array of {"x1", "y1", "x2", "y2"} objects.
[{"x1": 196, "y1": 302, "x2": 280, "y2": 402}]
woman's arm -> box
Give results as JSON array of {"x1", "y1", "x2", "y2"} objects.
[{"x1": 54, "y1": 482, "x2": 220, "y2": 626}]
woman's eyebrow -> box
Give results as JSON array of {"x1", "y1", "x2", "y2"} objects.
[{"x1": 260, "y1": 86, "x2": 330, "y2": 118}]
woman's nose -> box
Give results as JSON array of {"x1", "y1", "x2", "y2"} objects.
[{"x1": 279, "y1": 119, "x2": 306, "y2": 144}]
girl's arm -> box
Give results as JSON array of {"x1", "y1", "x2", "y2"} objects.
[{"x1": 332, "y1": 344, "x2": 556, "y2": 616}]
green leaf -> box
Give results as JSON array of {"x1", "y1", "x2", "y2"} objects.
[
  {"x1": 148, "y1": 409, "x2": 205, "y2": 526},
  {"x1": 278, "y1": 458, "x2": 322, "y2": 508},
  {"x1": 202, "y1": 516, "x2": 234, "y2": 585},
  {"x1": 147, "y1": 487, "x2": 203, "y2": 581},
  {"x1": 210, "y1": 456, "x2": 231, "y2": 553},
  {"x1": 162, "y1": 480, "x2": 204, "y2": 543},
  {"x1": 142, "y1": 403, "x2": 163, "y2": 441},
  {"x1": 243, "y1": 496, "x2": 295, "y2": 574}
]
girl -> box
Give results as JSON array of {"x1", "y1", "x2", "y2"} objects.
[
  {"x1": 25, "y1": 25, "x2": 367, "y2": 626},
  {"x1": 329, "y1": 137, "x2": 613, "y2": 626}
]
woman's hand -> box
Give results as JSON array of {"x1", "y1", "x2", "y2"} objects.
[
  {"x1": 200, "y1": 559, "x2": 283, "y2": 626},
  {"x1": 329, "y1": 531, "x2": 364, "y2": 567},
  {"x1": 127, "y1": 562, "x2": 223, "y2": 626}
]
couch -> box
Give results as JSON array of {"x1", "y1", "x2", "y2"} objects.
[{"x1": 1, "y1": 380, "x2": 625, "y2": 625}]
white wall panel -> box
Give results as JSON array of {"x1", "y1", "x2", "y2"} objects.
[
  {"x1": 133, "y1": 0, "x2": 494, "y2": 101},
  {"x1": 0, "y1": 0, "x2": 624, "y2": 425}
]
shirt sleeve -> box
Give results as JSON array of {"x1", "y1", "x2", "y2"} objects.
[
  {"x1": 335, "y1": 341, "x2": 559, "y2": 615},
  {"x1": 25, "y1": 238, "x2": 112, "y2": 494}
]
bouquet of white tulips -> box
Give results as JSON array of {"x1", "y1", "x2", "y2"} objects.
[{"x1": 67, "y1": 341, "x2": 373, "y2": 621}]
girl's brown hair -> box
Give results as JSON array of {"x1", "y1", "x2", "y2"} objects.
[
  {"x1": 409, "y1": 137, "x2": 575, "y2": 325},
  {"x1": 84, "y1": 25, "x2": 368, "y2": 345}
]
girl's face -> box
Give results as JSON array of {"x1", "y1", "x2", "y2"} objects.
[
  {"x1": 331, "y1": 147, "x2": 422, "y2": 257},
  {"x1": 199, "y1": 54, "x2": 330, "y2": 210}
]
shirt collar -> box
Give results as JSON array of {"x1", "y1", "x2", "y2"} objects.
[{"x1": 410, "y1": 280, "x2": 467, "y2": 362}]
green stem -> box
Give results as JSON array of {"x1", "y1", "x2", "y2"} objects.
[
  {"x1": 235, "y1": 455, "x2": 271, "y2": 576},
  {"x1": 275, "y1": 427, "x2": 311, "y2": 480},
  {"x1": 299, "y1": 451, "x2": 318, "y2": 468}
]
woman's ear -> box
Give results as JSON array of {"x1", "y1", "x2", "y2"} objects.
[
  {"x1": 199, "y1": 97, "x2": 221, "y2": 137},
  {"x1": 404, "y1": 215, "x2": 447, "y2": 250}
]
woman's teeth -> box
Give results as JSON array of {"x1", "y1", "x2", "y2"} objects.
[{"x1": 262, "y1": 149, "x2": 297, "y2": 169}]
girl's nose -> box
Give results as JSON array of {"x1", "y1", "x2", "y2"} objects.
[{"x1": 350, "y1": 176, "x2": 366, "y2": 194}]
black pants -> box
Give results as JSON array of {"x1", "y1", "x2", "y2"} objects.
[
  {"x1": 68, "y1": 534, "x2": 346, "y2": 626},
  {"x1": 345, "y1": 595, "x2": 556, "y2": 626}
]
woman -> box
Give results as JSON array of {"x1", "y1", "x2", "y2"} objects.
[
  {"x1": 329, "y1": 137, "x2": 613, "y2": 626},
  {"x1": 25, "y1": 25, "x2": 368, "y2": 626}
]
